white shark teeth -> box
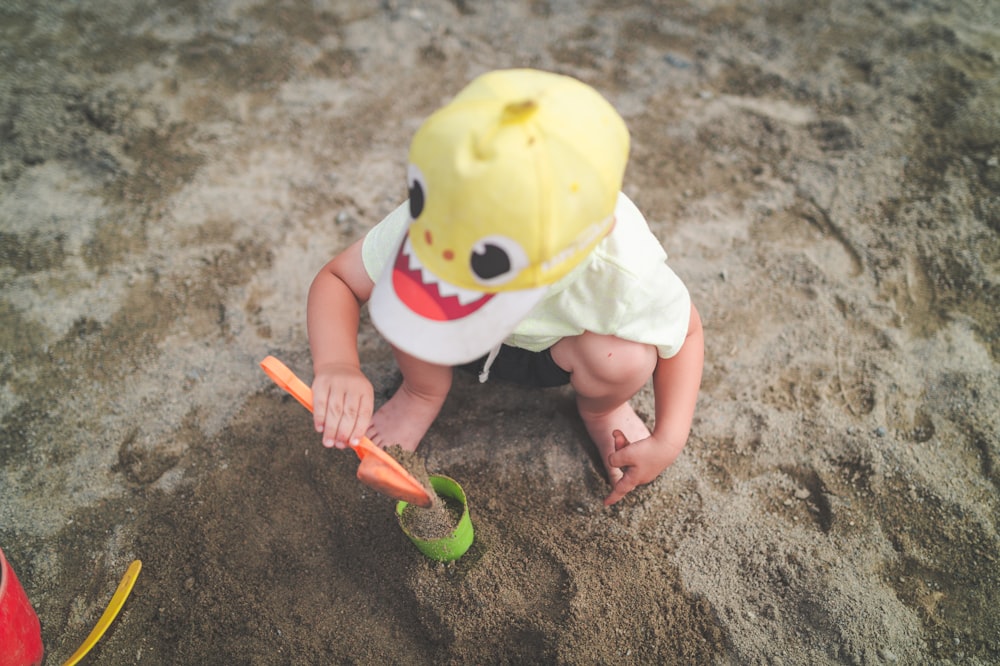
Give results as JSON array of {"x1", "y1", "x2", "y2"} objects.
[
  {"x1": 404, "y1": 237, "x2": 422, "y2": 271},
  {"x1": 403, "y1": 237, "x2": 484, "y2": 305},
  {"x1": 437, "y1": 280, "x2": 485, "y2": 305}
]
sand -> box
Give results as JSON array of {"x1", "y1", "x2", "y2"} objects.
[
  {"x1": 1, "y1": 0, "x2": 998, "y2": 663},
  {"x1": 387, "y1": 444, "x2": 458, "y2": 540}
]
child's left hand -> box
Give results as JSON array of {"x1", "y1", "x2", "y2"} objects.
[{"x1": 603, "y1": 429, "x2": 685, "y2": 506}]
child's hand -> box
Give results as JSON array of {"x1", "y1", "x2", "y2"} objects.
[
  {"x1": 603, "y1": 429, "x2": 684, "y2": 506},
  {"x1": 311, "y1": 363, "x2": 374, "y2": 449}
]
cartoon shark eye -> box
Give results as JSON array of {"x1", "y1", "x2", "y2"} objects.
[
  {"x1": 470, "y1": 235, "x2": 529, "y2": 286},
  {"x1": 407, "y1": 164, "x2": 426, "y2": 220}
]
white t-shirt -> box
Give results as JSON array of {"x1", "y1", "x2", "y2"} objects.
[{"x1": 362, "y1": 193, "x2": 691, "y2": 359}]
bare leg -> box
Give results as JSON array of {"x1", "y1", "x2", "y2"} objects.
[
  {"x1": 367, "y1": 346, "x2": 452, "y2": 451},
  {"x1": 551, "y1": 333, "x2": 657, "y2": 484}
]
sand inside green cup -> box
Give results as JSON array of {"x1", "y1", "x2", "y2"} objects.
[{"x1": 386, "y1": 445, "x2": 461, "y2": 539}]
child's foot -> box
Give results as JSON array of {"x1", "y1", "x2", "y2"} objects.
[
  {"x1": 366, "y1": 382, "x2": 446, "y2": 452},
  {"x1": 578, "y1": 400, "x2": 651, "y2": 484}
]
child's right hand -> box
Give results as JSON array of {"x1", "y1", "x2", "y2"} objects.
[{"x1": 311, "y1": 363, "x2": 375, "y2": 449}]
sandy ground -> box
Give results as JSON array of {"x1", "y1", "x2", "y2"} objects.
[{"x1": 2, "y1": 0, "x2": 998, "y2": 663}]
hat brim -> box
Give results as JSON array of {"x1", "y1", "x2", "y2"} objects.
[{"x1": 369, "y1": 228, "x2": 546, "y2": 366}]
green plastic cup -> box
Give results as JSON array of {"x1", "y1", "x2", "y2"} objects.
[{"x1": 396, "y1": 475, "x2": 474, "y2": 562}]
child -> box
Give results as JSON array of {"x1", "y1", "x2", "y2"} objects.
[{"x1": 307, "y1": 69, "x2": 703, "y2": 506}]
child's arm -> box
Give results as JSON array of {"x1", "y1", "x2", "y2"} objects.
[
  {"x1": 306, "y1": 238, "x2": 377, "y2": 449},
  {"x1": 604, "y1": 303, "x2": 704, "y2": 506}
]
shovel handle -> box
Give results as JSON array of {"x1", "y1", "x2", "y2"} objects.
[
  {"x1": 260, "y1": 355, "x2": 315, "y2": 413},
  {"x1": 260, "y1": 356, "x2": 377, "y2": 452}
]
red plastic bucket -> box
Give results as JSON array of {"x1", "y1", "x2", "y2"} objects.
[{"x1": 0, "y1": 548, "x2": 44, "y2": 666}]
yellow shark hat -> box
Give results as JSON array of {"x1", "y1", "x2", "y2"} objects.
[{"x1": 369, "y1": 69, "x2": 630, "y2": 365}]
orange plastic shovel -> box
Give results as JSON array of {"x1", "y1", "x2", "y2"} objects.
[{"x1": 260, "y1": 356, "x2": 432, "y2": 508}]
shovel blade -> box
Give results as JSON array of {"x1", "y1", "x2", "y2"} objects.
[{"x1": 354, "y1": 440, "x2": 433, "y2": 508}]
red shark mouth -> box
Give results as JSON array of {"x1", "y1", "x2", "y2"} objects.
[{"x1": 391, "y1": 237, "x2": 494, "y2": 321}]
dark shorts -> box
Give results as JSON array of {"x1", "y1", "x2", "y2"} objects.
[{"x1": 459, "y1": 344, "x2": 571, "y2": 388}]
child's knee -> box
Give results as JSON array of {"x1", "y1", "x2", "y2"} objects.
[
  {"x1": 559, "y1": 333, "x2": 656, "y2": 386},
  {"x1": 602, "y1": 338, "x2": 657, "y2": 384}
]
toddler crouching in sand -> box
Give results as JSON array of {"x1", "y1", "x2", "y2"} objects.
[{"x1": 307, "y1": 69, "x2": 703, "y2": 505}]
